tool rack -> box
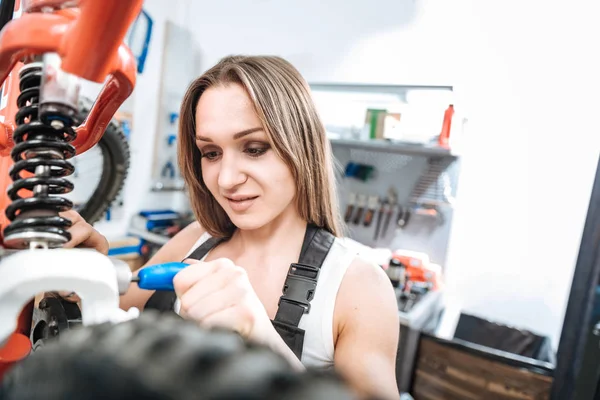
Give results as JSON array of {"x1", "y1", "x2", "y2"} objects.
[{"x1": 312, "y1": 82, "x2": 463, "y2": 267}]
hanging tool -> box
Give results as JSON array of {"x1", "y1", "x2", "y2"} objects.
[
  {"x1": 161, "y1": 160, "x2": 176, "y2": 179},
  {"x1": 363, "y1": 195, "x2": 379, "y2": 227},
  {"x1": 381, "y1": 188, "x2": 397, "y2": 237},
  {"x1": 397, "y1": 204, "x2": 411, "y2": 228},
  {"x1": 344, "y1": 192, "x2": 356, "y2": 223},
  {"x1": 373, "y1": 197, "x2": 387, "y2": 240},
  {"x1": 352, "y1": 194, "x2": 367, "y2": 225}
]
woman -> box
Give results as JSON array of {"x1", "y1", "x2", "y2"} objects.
[{"x1": 66, "y1": 55, "x2": 400, "y2": 399}]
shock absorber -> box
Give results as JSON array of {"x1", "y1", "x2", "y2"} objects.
[{"x1": 3, "y1": 54, "x2": 80, "y2": 249}]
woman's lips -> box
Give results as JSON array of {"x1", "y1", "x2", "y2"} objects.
[{"x1": 226, "y1": 196, "x2": 258, "y2": 212}]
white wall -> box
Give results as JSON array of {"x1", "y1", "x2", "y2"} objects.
[
  {"x1": 181, "y1": 0, "x2": 456, "y2": 84},
  {"x1": 175, "y1": 0, "x2": 600, "y2": 348},
  {"x1": 446, "y1": 0, "x2": 600, "y2": 348}
]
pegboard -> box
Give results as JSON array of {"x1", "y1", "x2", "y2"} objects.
[{"x1": 332, "y1": 141, "x2": 460, "y2": 267}]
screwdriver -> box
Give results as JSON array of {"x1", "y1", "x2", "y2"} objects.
[
  {"x1": 112, "y1": 260, "x2": 189, "y2": 293},
  {"x1": 130, "y1": 262, "x2": 189, "y2": 291}
]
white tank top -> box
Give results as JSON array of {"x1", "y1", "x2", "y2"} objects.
[{"x1": 182, "y1": 232, "x2": 356, "y2": 369}]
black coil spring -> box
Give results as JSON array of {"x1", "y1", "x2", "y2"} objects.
[{"x1": 3, "y1": 62, "x2": 77, "y2": 246}]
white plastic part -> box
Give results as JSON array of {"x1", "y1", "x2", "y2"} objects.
[{"x1": 0, "y1": 248, "x2": 140, "y2": 343}]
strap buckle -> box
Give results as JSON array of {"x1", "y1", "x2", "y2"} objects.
[{"x1": 278, "y1": 263, "x2": 320, "y2": 313}]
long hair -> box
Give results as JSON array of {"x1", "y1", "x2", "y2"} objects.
[{"x1": 178, "y1": 55, "x2": 342, "y2": 238}]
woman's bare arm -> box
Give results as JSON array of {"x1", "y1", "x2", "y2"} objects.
[{"x1": 333, "y1": 258, "x2": 400, "y2": 400}]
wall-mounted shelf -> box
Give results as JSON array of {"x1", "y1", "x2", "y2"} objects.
[
  {"x1": 310, "y1": 82, "x2": 453, "y2": 97},
  {"x1": 150, "y1": 181, "x2": 186, "y2": 192},
  {"x1": 329, "y1": 138, "x2": 458, "y2": 160}
]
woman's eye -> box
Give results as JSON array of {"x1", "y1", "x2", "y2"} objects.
[
  {"x1": 201, "y1": 151, "x2": 220, "y2": 160},
  {"x1": 245, "y1": 147, "x2": 268, "y2": 157}
]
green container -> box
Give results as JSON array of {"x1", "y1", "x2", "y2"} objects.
[{"x1": 365, "y1": 108, "x2": 387, "y2": 139}]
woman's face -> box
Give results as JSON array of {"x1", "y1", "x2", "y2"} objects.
[{"x1": 195, "y1": 83, "x2": 297, "y2": 231}]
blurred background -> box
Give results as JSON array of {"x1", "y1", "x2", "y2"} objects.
[{"x1": 72, "y1": 0, "x2": 600, "y2": 398}]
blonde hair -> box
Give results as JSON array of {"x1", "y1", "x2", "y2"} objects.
[{"x1": 178, "y1": 55, "x2": 342, "y2": 238}]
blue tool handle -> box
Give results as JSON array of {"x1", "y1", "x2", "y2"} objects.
[{"x1": 137, "y1": 262, "x2": 189, "y2": 291}]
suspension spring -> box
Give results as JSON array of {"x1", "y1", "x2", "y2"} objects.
[{"x1": 3, "y1": 61, "x2": 77, "y2": 249}]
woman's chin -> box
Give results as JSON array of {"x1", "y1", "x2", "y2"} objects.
[{"x1": 228, "y1": 215, "x2": 266, "y2": 231}]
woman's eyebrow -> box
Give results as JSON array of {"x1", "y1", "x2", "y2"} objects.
[{"x1": 195, "y1": 127, "x2": 263, "y2": 142}]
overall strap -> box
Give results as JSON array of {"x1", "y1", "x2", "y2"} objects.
[
  {"x1": 187, "y1": 236, "x2": 225, "y2": 261},
  {"x1": 273, "y1": 224, "x2": 335, "y2": 328}
]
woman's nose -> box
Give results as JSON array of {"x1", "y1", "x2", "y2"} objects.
[{"x1": 217, "y1": 153, "x2": 247, "y2": 189}]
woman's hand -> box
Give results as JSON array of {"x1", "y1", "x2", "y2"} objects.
[
  {"x1": 174, "y1": 258, "x2": 304, "y2": 371},
  {"x1": 60, "y1": 210, "x2": 109, "y2": 255},
  {"x1": 173, "y1": 258, "x2": 274, "y2": 345}
]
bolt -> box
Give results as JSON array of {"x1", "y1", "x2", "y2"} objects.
[
  {"x1": 50, "y1": 119, "x2": 64, "y2": 130},
  {"x1": 49, "y1": 318, "x2": 59, "y2": 336},
  {"x1": 593, "y1": 322, "x2": 600, "y2": 336}
]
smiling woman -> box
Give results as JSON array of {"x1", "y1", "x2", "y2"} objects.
[
  {"x1": 111, "y1": 55, "x2": 401, "y2": 399},
  {"x1": 191, "y1": 83, "x2": 299, "y2": 232},
  {"x1": 179, "y1": 56, "x2": 341, "y2": 239}
]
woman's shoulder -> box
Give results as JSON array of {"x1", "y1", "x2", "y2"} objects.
[
  {"x1": 173, "y1": 221, "x2": 207, "y2": 245},
  {"x1": 343, "y1": 256, "x2": 392, "y2": 294},
  {"x1": 332, "y1": 238, "x2": 397, "y2": 323},
  {"x1": 325, "y1": 237, "x2": 394, "y2": 306}
]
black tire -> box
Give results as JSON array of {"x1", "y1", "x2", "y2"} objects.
[
  {"x1": 73, "y1": 102, "x2": 131, "y2": 225},
  {"x1": 0, "y1": 311, "x2": 356, "y2": 400}
]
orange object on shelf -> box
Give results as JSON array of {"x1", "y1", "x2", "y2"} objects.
[
  {"x1": 438, "y1": 104, "x2": 454, "y2": 148},
  {"x1": 390, "y1": 250, "x2": 442, "y2": 290}
]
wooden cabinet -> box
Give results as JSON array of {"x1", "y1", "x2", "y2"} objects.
[{"x1": 411, "y1": 335, "x2": 554, "y2": 400}]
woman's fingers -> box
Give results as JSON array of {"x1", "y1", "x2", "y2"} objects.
[
  {"x1": 55, "y1": 291, "x2": 81, "y2": 303},
  {"x1": 174, "y1": 257, "x2": 261, "y2": 339},
  {"x1": 178, "y1": 264, "x2": 238, "y2": 312},
  {"x1": 38, "y1": 291, "x2": 80, "y2": 304},
  {"x1": 173, "y1": 258, "x2": 235, "y2": 296},
  {"x1": 64, "y1": 221, "x2": 108, "y2": 254},
  {"x1": 180, "y1": 283, "x2": 242, "y2": 321},
  {"x1": 60, "y1": 210, "x2": 108, "y2": 254},
  {"x1": 60, "y1": 209, "x2": 83, "y2": 224}
]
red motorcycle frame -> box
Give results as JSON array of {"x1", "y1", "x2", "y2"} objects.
[{"x1": 0, "y1": 0, "x2": 142, "y2": 378}]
